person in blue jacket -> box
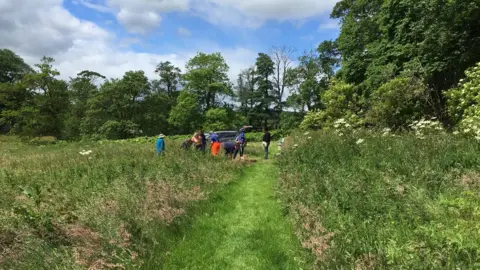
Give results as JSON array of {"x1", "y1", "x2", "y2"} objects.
[
  {"x1": 156, "y1": 134, "x2": 166, "y2": 155},
  {"x1": 234, "y1": 128, "x2": 246, "y2": 159}
]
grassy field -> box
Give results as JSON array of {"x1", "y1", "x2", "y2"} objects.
[
  {"x1": 158, "y1": 162, "x2": 307, "y2": 270},
  {"x1": 0, "y1": 137, "x2": 246, "y2": 269},
  {"x1": 277, "y1": 131, "x2": 480, "y2": 269},
  {"x1": 3, "y1": 131, "x2": 480, "y2": 269}
]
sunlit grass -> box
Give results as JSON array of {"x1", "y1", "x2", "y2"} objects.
[
  {"x1": 0, "y1": 137, "x2": 244, "y2": 269},
  {"x1": 277, "y1": 131, "x2": 480, "y2": 269}
]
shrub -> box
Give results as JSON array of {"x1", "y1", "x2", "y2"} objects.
[
  {"x1": 445, "y1": 62, "x2": 480, "y2": 123},
  {"x1": 98, "y1": 120, "x2": 141, "y2": 140},
  {"x1": 367, "y1": 76, "x2": 426, "y2": 129}
]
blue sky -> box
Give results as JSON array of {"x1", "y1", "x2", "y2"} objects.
[{"x1": 0, "y1": 0, "x2": 340, "y2": 80}]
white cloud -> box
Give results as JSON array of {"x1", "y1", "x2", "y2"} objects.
[
  {"x1": 177, "y1": 27, "x2": 192, "y2": 37},
  {"x1": 193, "y1": 0, "x2": 340, "y2": 28},
  {"x1": 78, "y1": 0, "x2": 340, "y2": 31},
  {"x1": 78, "y1": 0, "x2": 189, "y2": 34},
  {"x1": 0, "y1": 0, "x2": 256, "y2": 82},
  {"x1": 78, "y1": 0, "x2": 113, "y2": 13},
  {"x1": 117, "y1": 8, "x2": 161, "y2": 34}
]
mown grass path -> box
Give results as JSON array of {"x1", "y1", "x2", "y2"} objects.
[{"x1": 161, "y1": 161, "x2": 305, "y2": 270}]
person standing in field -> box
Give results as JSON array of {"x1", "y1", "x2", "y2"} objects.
[
  {"x1": 210, "y1": 132, "x2": 221, "y2": 156},
  {"x1": 156, "y1": 134, "x2": 166, "y2": 155},
  {"x1": 234, "y1": 128, "x2": 246, "y2": 159},
  {"x1": 262, "y1": 127, "x2": 271, "y2": 160}
]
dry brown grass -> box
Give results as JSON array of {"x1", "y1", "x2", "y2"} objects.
[
  {"x1": 293, "y1": 203, "x2": 334, "y2": 263},
  {"x1": 144, "y1": 181, "x2": 206, "y2": 224},
  {"x1": 458, "y1": 172, "x2": 480, "y2": 189},
  {"x1": 355, "y1": 253, "x2": 379, "y2": 270}
]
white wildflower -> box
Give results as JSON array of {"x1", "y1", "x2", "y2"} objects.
[
  {"x1": 304, "y1": 132, "x2": 310, "y2": 135},
  {"x1": 453, "y1": 131, "x2": 460, "y2": 135},
  {"x1": 308, "y1": 137, "x2": 312, "y2": 139},
  {"x1": 79, "y1": 150, "x2": 93, "y2": 156},
  {"x1": 356, "y1": 139, "x2": 364, "y2": 145}
]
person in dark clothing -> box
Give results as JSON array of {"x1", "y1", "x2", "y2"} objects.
[
  {"x1": 180, "y1": 138, "x2": 192, "y2": 150},
  {"x1": 222, "y1": 142, "x2": 236, "y2": 159},
  {"x1": 200, "y1": 130, "x2": 207, "y2": 153},
  {"x1": 262, "y1": 127, "x2": 271, "y2": 159}
]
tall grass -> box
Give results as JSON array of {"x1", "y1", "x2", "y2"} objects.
[
  {"x1": 0, "y1": 137, "x2": 243, "y2": 269},
  {"x1": 277, "y1": 132, "x2": 480, "y2": 269}
]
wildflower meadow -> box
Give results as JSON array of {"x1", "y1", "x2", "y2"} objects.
[
  {"x1": 0, "y1": 136, "x2": 244, "y2": 269},
  {"x1": 277, "y1": 122, "x2": 480, "y2": 269}
]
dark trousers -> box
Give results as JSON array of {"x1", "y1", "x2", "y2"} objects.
[
  {"x1": 264, "y1": 144, "x2": 269, "y2": 159},
  {"x1": 233, "y1": 144, "x2": 244, "y2": 159}
]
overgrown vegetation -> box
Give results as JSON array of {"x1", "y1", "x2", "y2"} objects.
[
  {"x1": 0, "y1": 136, "x2": 243, "y2": 269},
  {"x1": 277, "y1": 130, "x2": 480, "y2": 268}
]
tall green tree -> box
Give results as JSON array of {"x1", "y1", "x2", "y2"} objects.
[
  {"x1": 236, "y1": 67, "x2": 262, "y2": 126},
  {"x1": 23, "y1": 57, "x2": 69, "y2": 137},
  {"x1": 64, "y1": 70, "x2": 105, "y2": 139},
  {"x1": 0, "y1": 49, "x2": 33, "y2": 84},
  {"x1": 168, "y1": 91, "x2": 202, "y2": 134},
  {"x1": 183, "y1": 52, "x2": 232, "y2": 110},
  {"x1": 0, "y1": 49, "x2": 33, "y2": 133},
  {"x1": 154, "y1": 61, "x2": 182, "y2": 99},
  {"x1": 332, "y1": 0, "x2": 480, "y2": 120},
  {"x1": 255, "y1": 53, "x2": 275, "y2": 127},
  {"x1": 81, "y1": 70, "x2": 149, "y2": 139}
]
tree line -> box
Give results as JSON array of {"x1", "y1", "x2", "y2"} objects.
[
  {"x1": 0, "y1": 45, "x2": 337, "y2": 140},
  {"x1": 1, "y1": 0, "x2": 480, "y2": 140}
]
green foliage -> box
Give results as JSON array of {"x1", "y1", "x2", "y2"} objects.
[
  {"x1": 168, "y1": 91, "x2": 202, "y2": 134},
  {"x1": 153, "y1": 61, "x2": 182, "y2": 99},
  {"x1": 204, "y1": 108, "x2": 231, "y2": 131},
  {"x1": 332, "y1": 0, "x2": 480, "y2": 119},
  {"x1": 255, "y1": 53, "x2": 275, "y2": 126},
  {"x1": 279, "y1": 112, "x2": 302, "y2": 132},
  {"x1": 278, "y1": 132, "x2": 480, "y2": 269},
  {"x1": 299, "y1": 110, "x2": 325, "y2": 130},
  {"x1": 183, "y1": 52, "x2": 232, "y2": 110},
  {"x1": 368, "y1": 76, "x2": 426, "y2": 129},
  {"x1": 0, "y1": 49, "x2": 33, "y2": 84},
  {"x1": 446, "y1": 62, "x2": 480, "y2": 122},
  {"x1": 98, "y1": 120, "x2": 141, "y2": 140}
]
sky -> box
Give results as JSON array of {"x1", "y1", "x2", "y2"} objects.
[{"x1": 0, "y1": 0, "x2": 341, "y2": 82}]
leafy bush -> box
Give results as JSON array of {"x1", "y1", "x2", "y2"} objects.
[
  {"x1": 445, "y1": 62, "x2": 480, "y2": 123},
  {"x1": 277, "y1": 132, "x2": 480, "y2": 269},
  {"x1": 300, "y1": 80, "x2": 364, "y2": 130},
  {"x1": 367, "y1": 76, "x2": 426, "y2": 129},
  {"x1": 98, "y1": 120, "x2": 141, "y2": 140}
]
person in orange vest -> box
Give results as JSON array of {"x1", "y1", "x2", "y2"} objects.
[{"x1": 210, "y1": 132, "x2": 221, "y2": 156}]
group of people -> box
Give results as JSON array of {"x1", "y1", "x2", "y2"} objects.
[{"x1": 155, "y1": 127, "x2": 272, "y2": 160}]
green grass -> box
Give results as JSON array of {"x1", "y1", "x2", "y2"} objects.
[
  {"x1": 157, "y1": 162, "x2": 307, "y2": 270},
  {"x1": 0, "y1": 137, "x2": 245, "y2": 269},
  {"x1": 277, "y1": 131, "x2": 480, "y2": 269}
]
